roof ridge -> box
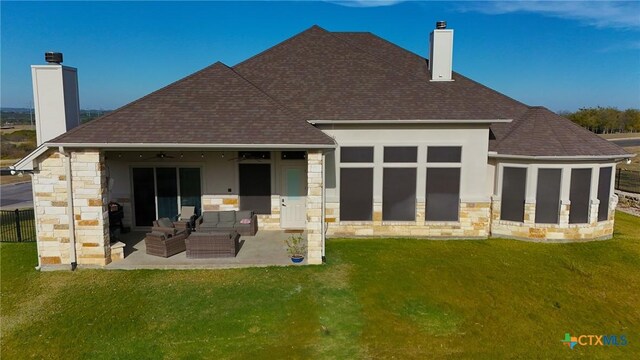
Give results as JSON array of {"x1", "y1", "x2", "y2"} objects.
[
  {"x1": 335, "y1": 31, "x2": 427, "y2": 64},
  {"x1": 451, "y1": 72, "x2": 530, "y2": 108},
  {"x1": 227, "y1": 65, "x2": 306, "y2": 120},
  {"x1": 234, "y1": 25, "x2": 328, "y2": 68},
  {"x1": 325, "y1": 31, "x2": 458, "y2": 101},
  {"x1": 536, "y1": 107, "x2": 572, "y2": 155},
  {"x1": 226, "y1": 65, "x2": 336, "y2": 144},
  {"x1": 492, "y1": 106, "x2": 539, "y2": 149},
  {"x1": 332, "y1": 31, "x2": 529, "y2": 113},
  {"x1": 52, "y1": 61, "x2": 228, "y2": 143}
]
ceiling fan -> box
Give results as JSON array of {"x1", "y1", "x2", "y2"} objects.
[{"x1": 142, "y1": 152, "x2": 175, "y2": 161}]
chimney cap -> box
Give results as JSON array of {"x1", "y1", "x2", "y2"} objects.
[
  {"x1": 45, "y1": 52, "x2": 63, "y2": 64},
  {"x1": 435, "y1": 21, "x2": 447, "y2": 29}
]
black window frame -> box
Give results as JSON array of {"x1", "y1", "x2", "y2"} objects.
[
  {"x1": 427, "y1": 146, "x2": 462, "y2": 163},
  {"x1": 383, "y1": 146, "x2": 417, "y2": 163},
  {"x1": 339, "y1": 168, "x2": 374, "y2": 221},
  {"x1": 425, "y1": 167, "x2": 461, "y2": 222},
  {"x1": 534, "y1": 168, "x2": 562, "y2": 224},
  {"x1": 340, "y1": 147, "x2": 374, "y2": 163},
  {"x1": 500, "y1": 167, "x2": 527, "y2": 222},
  {"x1": 569, "y1": 168, "x2": 592, "y2": 224},
  {"x1": 382, "y1": 167, "x2": 417, "y2": 221}
]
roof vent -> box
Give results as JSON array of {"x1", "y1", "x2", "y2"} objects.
[
  {"x1": 435, "y1": 21, "x2": 447, "y2": 29},
  {"x1": 45, "y1": 52, "x2": 63, "y2": 64}
]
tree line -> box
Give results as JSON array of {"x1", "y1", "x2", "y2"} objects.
[{"x1": 559, "y1": 107, "x2": 640, "y2": 134}]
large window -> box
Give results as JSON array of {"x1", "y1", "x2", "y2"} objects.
[
  {"x1": 383, "y1": 168, "x2": 416, "y2": 221},
  {"x1": 535, "y1": 169, "x2": 561, "y2": 224},
  {"x1": 340, "y1": 146, "x2": 374, "y2": 221},
  {"x1": 340, "y1": 168, "x2": 373, "y2": 220},
  {"x1": 597, "y1": 167, "x2": 612, "y2": 222},
  {"x1": 501, "y1": 167, "x2": 527, "y2": 222},
  {"x1": 426, "y1": 168, "x2": 460, "y2": 221},
  {"x1": 239, "y1": 164, "x2": 271, "y2": 214},
  {"x1": 569, "y1": 169, "x2": 592, "y2": 224},
  {"x1": 425, "y1": 146, "x2": 461, "y2": 221}
]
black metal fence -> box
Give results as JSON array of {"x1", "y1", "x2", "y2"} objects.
[
  {"x1": 0, "y1": 208, "x2": 36, "y2": 242},
  {"x1": 616, "y1": 168, "x2": 640, "y2": 194}
]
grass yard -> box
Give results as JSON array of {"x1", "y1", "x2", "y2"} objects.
[{"x1": 1, "y1": 213, "x2": 639, "y2": 359}]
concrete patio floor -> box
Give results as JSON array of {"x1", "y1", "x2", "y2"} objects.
[{"x1": 106, "y1": 230, "x2": 307, "y2": 270}]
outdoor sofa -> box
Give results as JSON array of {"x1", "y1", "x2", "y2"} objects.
[
  {"x1": 195, "y1": 210, "x2": 258, "y2": 236},
  {"x1": 185, "y1": 231, "x2": 241, "y2": 258}
]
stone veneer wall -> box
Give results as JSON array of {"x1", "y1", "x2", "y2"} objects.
[
  {"x1": 33, "y1": 149, "x2": 111, "y2": 267},
  {"x1": 306, "y1": 150, "x2": 323, "y2": 264},
  {"x1": 490, "y1": 195, "x2": 617, "y2": 241},
  {"x1": 325, "y1": 201, "x2": 491, "y2": 238}
]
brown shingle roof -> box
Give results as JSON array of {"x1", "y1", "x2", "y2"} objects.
[
  {"x1": 492, "y1": 107, "x2": 629, "y2": 157},
  {"x1": 234, "y1": 26, "x2": 512, "y2": 121},
  {"x1": 51, "y1": 25, "x2": 630, "y2": 158},
  {"x1": 53, "y1": 62, "x2": 334, "y2": 146}
]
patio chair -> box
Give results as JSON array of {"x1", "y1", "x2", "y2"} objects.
[
  {"x1": 175, "y1": 206, "x2": 196, "y2": 231},
  {"x1": 144, "y1": 231, "x2": 187, "y2": 258},
  {"x1": 152, "y1": 217, "x2": 190, "y2": 235}
]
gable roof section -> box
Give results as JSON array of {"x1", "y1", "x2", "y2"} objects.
[
  {"x1": 491, "y1": 107, "x2": 629, "y2": 157},
  {"x1": 234, "y1": 26, "x2": 511, "y2": 121},
  {"x1": 51, "y1": 62, "x2": 334, "y2": 146}
]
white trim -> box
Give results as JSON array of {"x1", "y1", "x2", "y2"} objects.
[
  {"x1": 489, "y1": 153, "x2": 633, "y2": 161},
  {"x1": 12, "y1": 142, "x2": 335, "y2": 171},
  {"x1": 11, "y1": 144, "x2": 50, "y2": 171},
  {"x1": 51, "y1": 142, "x2": 336, "y2": 149},
  {"x1": 308, "y1": 119, "x2": 512, "y2": 125}
]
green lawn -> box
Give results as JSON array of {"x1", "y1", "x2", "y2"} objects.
[{"x1": 2, "y1": 213, "x2": 639, "y2": 359}]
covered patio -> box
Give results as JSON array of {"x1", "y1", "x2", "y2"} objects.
[{"x1": 107, "y1": 230, "x2": 307, "y2": 270}]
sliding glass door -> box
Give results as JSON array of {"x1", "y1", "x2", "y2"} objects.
[
  {"x1": 132, "y1": 167, "x2": 201, "y2": 226},
  {"x1": 179, "y1": 168, "x2": 202, "y2": 213},
  {"x1": 156, "y1": 168, "x2": 178, "y2": 220},
  {"x1": 132, "y1": 168, "x2": 156, "y2": 226}
]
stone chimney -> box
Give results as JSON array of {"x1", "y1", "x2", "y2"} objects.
[
  {"x1": 429, "y1": 21, "x2": 454, "y2": 81},
  {"x1": 31, "y1": 52, "x2": 80, "y2": 145}
]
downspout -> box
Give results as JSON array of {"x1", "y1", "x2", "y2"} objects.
[
  {"x1": 321, "y1": 151, "x2": 326, "y2": 263},
  {"x1": 59, "y1": 146, "x2": 77, "y2": 270}
]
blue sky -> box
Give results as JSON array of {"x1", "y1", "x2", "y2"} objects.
[{"x1": 2, "y1": 1, "x2": 639, "y2": 112}]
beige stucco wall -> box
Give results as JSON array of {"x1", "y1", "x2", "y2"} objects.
[{"x1": 320, "y1": 124, "x2": 492, "y2": 204}]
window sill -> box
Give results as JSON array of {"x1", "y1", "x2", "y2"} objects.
[{"x1": 423, "y1": 221, "x2": 461, "y2": 226}]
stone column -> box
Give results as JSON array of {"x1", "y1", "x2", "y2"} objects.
[
  {"x1": 524, "y1": 201, "x2": 536, "y2": 225},
  {"x1": 33, "y1": 151, "x2": 70, "y2": 266},
  {"x1": 589, "y1": 199, "x2": 600, "y2": 224},
  {"x1": 306, "y1": 150, "x2": 323, "y2": 264},
  {"x1": 71, "y1": 150, "x2": 111, "y2": 266}
]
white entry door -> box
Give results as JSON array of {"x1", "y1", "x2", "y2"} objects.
[{"x1": 280, "y1": 165, "x2": 307, "y2": 229}]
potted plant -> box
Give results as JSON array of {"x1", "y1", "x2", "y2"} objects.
[{"x1": 284, "y1": 234, "x2": 307, "y2": 263}]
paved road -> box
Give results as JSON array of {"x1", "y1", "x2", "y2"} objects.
[
  {"x1": 0, "y1": 182, "x2": 33, "y2": 209},
  {"x1": 610, "y1": 138, "x2": 640, "y2": 147}
]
